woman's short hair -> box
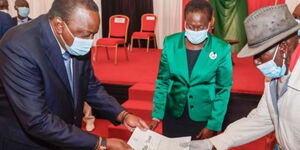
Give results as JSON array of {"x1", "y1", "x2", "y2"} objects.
[{"x1": 184, "y1": 0, "x2": 213, "y2": 21}]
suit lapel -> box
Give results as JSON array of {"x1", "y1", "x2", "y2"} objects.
[
  {"x1": 269, "y1": 80, "x2": 279, "y2": 115},
  {"x1": 174, "y1": 33, "x2": 189, "y2": 83},
  {"x1": 279, "y1": 76, "x2": 290, "y2": 97},
  {"x1": 190, "y1": 34, "x2": 212, "y2": 83},
  {"x1": 40, "y1": 15, "x2": 74, "y2": 105},
  {"x1": 44, "y1": 42, "x2": 72, "y2": 94},
  {"x1": 269, "y1": 75, "x2": 291, "y2": 117}
]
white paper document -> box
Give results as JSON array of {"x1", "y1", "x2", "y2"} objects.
[{"x1": 128, "y1": 128, "x2": 191, "y2": 150}]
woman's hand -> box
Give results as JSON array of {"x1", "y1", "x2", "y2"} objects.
[
  {"x1": 196, "y1": 128, "x2": 216, "y2": 140},
  {"x1": 148, "y1": 119, "x2": 160, "y2": 130}
]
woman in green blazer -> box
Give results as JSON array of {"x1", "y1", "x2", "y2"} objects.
[{"x1": 149, "y1": 0, "x2": 233, "y2": 140}]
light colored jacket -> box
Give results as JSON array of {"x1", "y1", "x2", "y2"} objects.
[{"x1": 209, "y1": 58, "x2": 300, "y2": 150}]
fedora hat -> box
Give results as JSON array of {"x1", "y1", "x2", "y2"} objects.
[{"x1": 238, "y1": 4, "x2": 300, "y2": 58}]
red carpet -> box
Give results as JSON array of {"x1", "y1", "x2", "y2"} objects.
[
  {"x1": 86, "y1": 47, "x2": 274, "y2": 149},
  {"x1": 92, "y1": 47, "x2": 160, "y2": 85}
]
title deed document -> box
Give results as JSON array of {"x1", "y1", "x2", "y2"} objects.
[{"x1": 128, "y1": 128, "x2": 191, "y2": 150}]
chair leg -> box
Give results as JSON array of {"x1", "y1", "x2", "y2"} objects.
[
  {"x1": 138, "y1": 39, "x2": 141, "y2": 48},
  {"x1": 147, "y1": 37, "x2": 150, "y2": 53},
  {"x1": 125, "y1": 44, "x2": 129, "y2": 60},
  {"x1": 130, "y1": 37, "x2": 134, "y2": 52},
  {"x1": 114, "y1": 46, "x2": 118, "y2": 65},
  {"x1": 105, "y1": 47, "x2": 110, "y2": 60},
  {"x1": 153, "y1": 36, "x2": 158, "y2": 49}
]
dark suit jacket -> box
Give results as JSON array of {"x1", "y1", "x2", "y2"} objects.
[
  {"x1": 0, "y1": 14, "x2": 124, "y2": 150},
  {"x1": 12, "y1": 16, "x2": 32, "y2": 26},
  {"x1": 0, "y1": 12, "x2": 13, "y2": 39}
]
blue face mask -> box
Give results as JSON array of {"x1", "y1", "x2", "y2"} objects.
[
  {"x1": 296, "y1": 19, "x2": 300, "y2": 36},
  {"x1": 62, "y1": 23, "x2": 94, "y2": 56},
  {"x1": 18, "y1": 7, "x2": 30, "y2": 18},
  {"x1": 185, "y1": 27, "x2": 208, "y2": 45},
  {"x1": 257, "y1": 45, "x2": 287, "y2": 79}
]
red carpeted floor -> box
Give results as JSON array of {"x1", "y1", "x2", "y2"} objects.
[
  {"x1": 92, "y1": 47, "x2": 265, "y2": 94},
  {"x1": 86, "y1": 47, "x2": 274, "y2": 149},
  {"x1": 92, "y1": 47, "x2": 161, "y2": 85}
]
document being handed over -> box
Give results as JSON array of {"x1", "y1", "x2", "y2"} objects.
[{"x1": 128, "y1": 128, "x2": 191, "y2": 150}]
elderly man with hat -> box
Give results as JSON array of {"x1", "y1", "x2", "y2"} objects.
[{"x1": 190, "y1": 4, "x2": 300, "y2": 150}]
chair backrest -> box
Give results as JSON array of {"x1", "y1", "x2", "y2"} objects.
[
  {"x1": 109, "y1": 15, "x2": 130, "y2": 41},
  {"x1": 140, "y1": 14, "x2": 157, "y2": 32}
]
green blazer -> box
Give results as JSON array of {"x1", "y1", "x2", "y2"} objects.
[{"x1": 152, "y1": 32, "x2": 232, "y2": 131}]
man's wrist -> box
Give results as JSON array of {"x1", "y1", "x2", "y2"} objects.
[
  {"x1": 117, "y1": 111, "x2": 131, "y2": 124},
  {"x1": 117, "y1": 111, "x2": 126, "y2": 122},
  {"x1": 121, "y1": 111, "x2": 131, "y2": 124}
]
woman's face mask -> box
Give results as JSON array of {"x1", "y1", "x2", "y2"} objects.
[
  {"x1": 184, "y1": 21, "x2": 210, "y2": 45},
  {"x1": 185, "y1": 27, "x2": 209, "y2": 45}
]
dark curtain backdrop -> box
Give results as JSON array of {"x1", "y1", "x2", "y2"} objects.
[{"x1": 101, "y1": 0, "x2": 153, "y2": 43}]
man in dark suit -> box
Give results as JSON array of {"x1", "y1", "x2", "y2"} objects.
[
  {"x1": 0, "y1": 0, "x2": 13, "y2": 39},
  {"x1": 12, "y1": 0, "x2": 31, "y2": 26},
  {"x1": 0, "y1": 0, "x2": 148, "y2": 150}
]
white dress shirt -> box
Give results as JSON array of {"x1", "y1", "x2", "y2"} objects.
[{"x1": 17, "y1": 17, "x2": 29, "y2": 25}]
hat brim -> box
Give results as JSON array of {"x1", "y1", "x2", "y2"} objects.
[{"x1": 238, "y1": 24, "x2": 300, "y2": 58}]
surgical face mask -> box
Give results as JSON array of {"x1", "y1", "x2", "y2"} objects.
[
  {"x1": 257, "y1": 45, "x2": 287, "y2": 79},
  {"x1": 18, "y1": 7, "x2": 30, "y2": 18},
  {"x1": 185, "y1": 25, "x2": 209, "y2": 45},
  {"x1": 61, "y1": 23, "x2": 94, "y2": 56}
]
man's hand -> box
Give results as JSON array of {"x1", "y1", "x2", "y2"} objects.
[
  {"x1": 148, "y1": 120, "x2": 159, "y2": 130},
  {"x1": 117, "y1": 111, "x2": 149, "y2": 132},
  {"x1": 123, "y1": 114, "x2": 149, "y2": 132},
  {"x1": 196, "y1": 128, "x2": 216, "y2": 139},
  {"x1": 189, "y1": 140, "x2": 213, "y2": 150},
  {"x1": 107, "y1": 138, "x2": 132, "y2": 150}
]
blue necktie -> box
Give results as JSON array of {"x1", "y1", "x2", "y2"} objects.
[{"x1": 63, "y1": 52, "x2": 74, "y2": 95}]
